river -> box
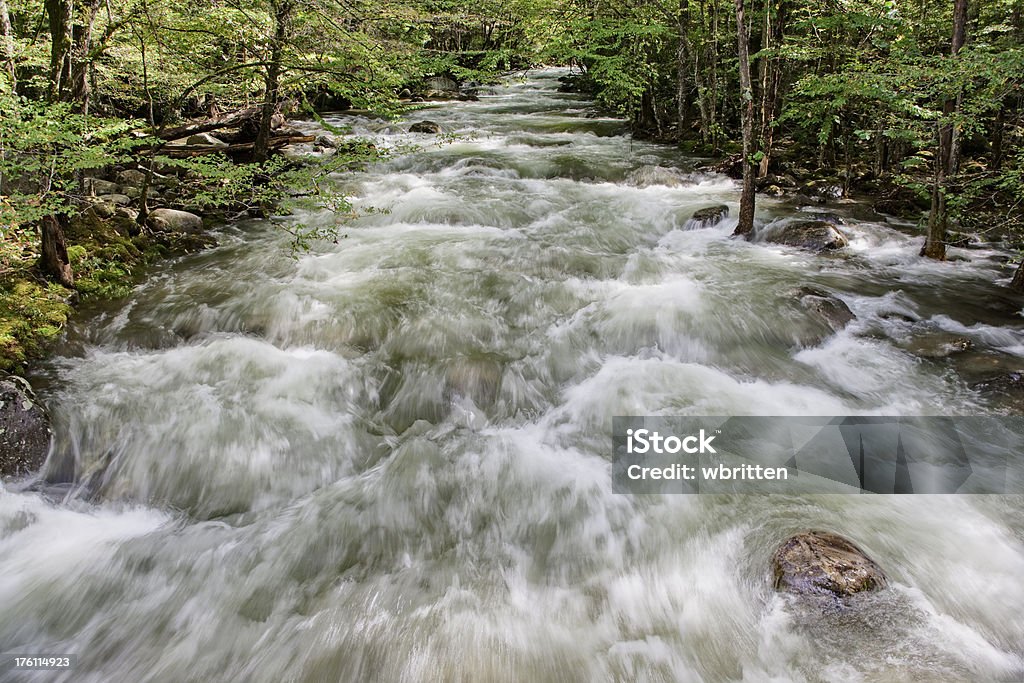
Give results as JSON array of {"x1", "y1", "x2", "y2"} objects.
[{"x1": 2, "y1": 69, "x2": 1023, "y2": 682}]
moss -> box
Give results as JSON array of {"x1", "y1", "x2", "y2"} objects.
[{"x1": 0, "y1": 279, "x2": 73, "y2": 373}]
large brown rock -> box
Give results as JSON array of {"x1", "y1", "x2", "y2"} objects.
[
  {"x1": 686, "y1": 204, "x2": 730, "y2": 229},
  {"x1": 772, "y1": 530, "x2": 888, "y2": 597},
  {"x1": 0, "y1": 374, "x2": 52, "y2": 479}
]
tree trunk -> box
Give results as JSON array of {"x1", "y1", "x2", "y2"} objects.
[
  {"x1": 69, "y1": 0, "x2": 102, "y2": 114},
  {"x1": 1012, "y1": 260, "x2": 1024, "y2": 293},
  {"x1": 676, "y1": 0, "x2": 691, "y2": 136},
  {"x1": 254, "y1": 0, "x2": 292, "y2": 163},
  {"x1": 733, "y1": 0, "x2": 756, "y2": 236},
  {"x1": 40, "y1": 214, "x2": 74, "y2": 287},
  {"x1": 45, "y1": 0, "x2": 73, "y2": 101},
  {"x1": 0, "y1": 0, "x2": 16, "y2": 88},
  {"x1": 922, "y1": 0, "x2": 968, "y2": 260}
]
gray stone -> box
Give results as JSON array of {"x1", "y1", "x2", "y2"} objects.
[
  {"x1": 772, "y1": 530, "x2": 888, "y2": 598},
  {"x1": 83, "y1": 177, "x2": 121, "y2": 196},
  {"x1": 905, "y1": 333, "x2": 974, "y2": 359},
  {"x1": 409, "y1": 121, "x2": 443, "y2": 134},
  {"x1": 761, "y1": 220, "x2": 849, "y2": 252},
  {"x1": 147, "y1": 208, "x2": 203, "y2": 234},
  {"x1": 99, "y1": 193, "x2": 132, "y2": 206},
  {"x1": 686, "y1": 204, "x2": 729, "y2": 229},
  {"x1": 798, "y1": 288, "x2": 856, "y2": 331},
  {"x1": 186, "y1": 133, "x2": 228, "y2": 147},
  {"x1": 116, "y1": 169, "x2": 148, "y2": 186},
  {"x1": 0, "y1": 374, "x2": 52, "y2": 479}
]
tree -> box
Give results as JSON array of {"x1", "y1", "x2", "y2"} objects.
[
  {"x1": 733, "y1": 0, "x2": 756, "y2": 236},
  {"x1": 921, "y1": 0, "x2": 969, "y2": 261}
]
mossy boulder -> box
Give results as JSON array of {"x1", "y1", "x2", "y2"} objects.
[
  {"x1": 0, "y1": 373, "x2": 52, "y2": 479},
  {"x1": 772, "y1": 530, "x2": 888, "y2": 598}
]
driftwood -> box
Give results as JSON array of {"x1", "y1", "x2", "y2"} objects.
[{"x1": 162, "y1": 135, "x2": 314, "y2": 158}]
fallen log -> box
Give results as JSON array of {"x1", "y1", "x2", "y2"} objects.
[
  {"x1": 162, "y1": 135, "x2": 314, "y2": 158},
  {"x1": 154, "y1": 106, "x2": 264, "y2": 142}
]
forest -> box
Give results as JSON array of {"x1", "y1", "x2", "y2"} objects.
[{"x1": 1, "y1": 0, "x2": 1023, "y2": 365}]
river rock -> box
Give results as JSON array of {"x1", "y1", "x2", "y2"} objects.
[
  {"x1": 424, "y1": 75, "x2": 458, "y2": 97},
  {"x1": 83, "y1": 177, "x2": 121, "y2": 196},
  {"x1": 973, "y1": 371, "x2": 1024, "y2": 403},
  {"x1": 409, "y1": 121, "x2": 443, "y2": 134},
  {"x1": 147, "y1": 208, "x2": 204, "y2": 234},
  {"x1": 117, "y1": 169, "x2": 148, "y2": 187},
  {"x1": 186, "y1": 133, "x2": 228, "y2": 147},
  {"x1": 905, "y1": 333, "x2": 974, "y2": 358},
  {"x1": 686, "y1": 204, "x2": 729, "y2": 229},
  {"x1": 0, "y1": 374, "x2": 53, "y2": 479},
  {"x1": 797, "y1": 288, "x2": 855, "y2": 331},
  {"x1": 762, "y1": 220, "x2": 849, "y2": 252},
  {"x1": 772, "y1": 530, "x2": 888, "y2": 597},
  {"x1": 99, "y1": 193, "x2": 132, "y2": 207}
]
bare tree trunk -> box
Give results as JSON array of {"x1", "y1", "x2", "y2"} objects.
[
  {"x1": 254, "y1": 0, "x2": 292, "y2": 163},
  {"x1": 0, "y1": 0, "x2": 16, "y2": 88},
  {"x1": 733, "y1": 0, "x2": 756, "y2": 236},
  {"x1": 922, "y1": 0, "x2": 968, "y2": 260},
  {"x1": 40, "y1": 214, "x2": 74, "y2": 287},
  {"x1": 45, "y1": 0, "x2": 73, "y2": 102}
]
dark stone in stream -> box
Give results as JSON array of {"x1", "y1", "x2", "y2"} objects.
[
  {"x1": 0, "y1": 374, "x2": 53, "y2": 479},
  {"x1": 409, "y1": 121, "x2": 443, "y2": 134},
  {"x1": 973, "y1": 372, "x2": 1024, "y2": 406},
  {"x1": 759, "y1": 220, "x2": 849, "y2": 252},
  {"x1": 686, "y1": 205, "x2": 729, "y2": 229},
  {"x1": 904, "y1": 333, "x2": 974, "y2": 359},
  {"x1": 772, "y1": 530, "x2": 888, "y2": 598},
  {"x1": 796, "y1": 288, "x2": 856, "y2": 331}
]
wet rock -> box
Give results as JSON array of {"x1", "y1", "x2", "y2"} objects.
[
  {"x1": 83, "y1": 177, "x2": 121, "y2": 196},
  {"x1": 905, "y1": 333, "x2": 974, "y2": 359},
  {"x1": 314, "y1": 134, "x2": 338, "y2": 150},
  {"x1": 147, "y1": 208, "x2": 203, "y2": 234},
  {"x1": 973, "y1": 372, "x2": 1024, "y2": 402},
  {"x1": 797, "y1": 288, "x2": 855, "y2": 331},
  {"x1": 0, "y1": 374, "x2": 52, "y2": 479},
  {"x1": 398, "y1": 88, "x2": 413, "y2": 99},
  {"x1": 116, "y1": 169, "x2": 148, "y2": 186},
  {"x1": 409, "y1": 121, "x2": 443, "y2": 134},
  {"x1": 760, "y1": 220, "x2": 849, "y2": 252},
  {"x1": 686, "y1": 205, "x2": 730, "y2": 230},
  {"x1": 772, "y1": 530, "x2": 888, "y2": 598},
  {"x1": 186, "y1": 133, "x2": 228, "y2": 147}
]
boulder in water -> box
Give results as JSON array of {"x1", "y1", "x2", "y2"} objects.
[
  {"x1": 409, "y1": 121, "x2": 443, "y2": 134},
  {"x1": 973, "y1": 371, "x2": 1024, "y2": 410},
  {"x1": 686, "y1": 205, "x2": 729, "y2": 229},
  {"x1": 761, "y1": 220, "x2": 849, "y2": 252},
  {"x1": 147, "y1": 208, "x2": 204, "y2": 234},
  {"x1": 0, "y1": 374, "x2": 52, "y2": 479},
  {"x1": 797, "y1": 288, "x2": 855, "y2": 331},
  {"x1": 772, "y1": 530, "x2": 888, "y2": 597}
]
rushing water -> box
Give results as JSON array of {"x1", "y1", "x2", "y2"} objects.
[{"x1": 3, "y1": 70, "x2": 1024, "y2": 682}]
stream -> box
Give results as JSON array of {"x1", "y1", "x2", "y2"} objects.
[{"x1": 2, "y1": 69, "x2": 1023, "y2": 682}]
